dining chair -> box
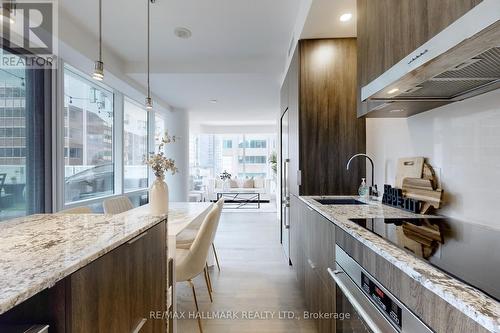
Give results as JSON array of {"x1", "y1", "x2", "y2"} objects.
[
  {"x1": 103, "y1": 196, "x2": 134, "y2": 214},
  {"x1": 175, "y1": 200, "x2": 223, "y2": 333},
  {"x1": 59, "y1": 206, "x2": 93, "y2": 214},
  {"x1": 176, "y1": 199, "x2": 223, "y2": 271}
]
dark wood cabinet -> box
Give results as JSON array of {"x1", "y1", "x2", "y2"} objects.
[
  {"x1": 291, "y1": 196, "x2": 336, "y2": 333},
  {"x1": 281, "y1": 39, "x2": 365, "y2": 197},
  {"x1": 69, "y1": 222, "x2": 166, "y2": 333},
  {"x1": 69, "y1": 239, "x2": 131, "y2": 332},
  {"x1": 0, "y1": 221, "x2": 167, "y2": 333}
]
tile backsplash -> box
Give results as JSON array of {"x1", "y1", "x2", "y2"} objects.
[{"x1": 366, "y1": 89, "x2": 500, "y2": 228}]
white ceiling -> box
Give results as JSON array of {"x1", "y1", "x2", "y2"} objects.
[
  {"x1": 60, "y1": 0, "x2": 302, "y2": 128},
  {"x1": 301, "y1": 0, "x2": 356, "y2": 39},
  {"x1": 60, "y1": 0, "x2": 357, "y2": 128}
]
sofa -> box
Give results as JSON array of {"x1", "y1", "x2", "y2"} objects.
[{"x1": 206, "y1": 178, "x2": 271, "y2": 202}]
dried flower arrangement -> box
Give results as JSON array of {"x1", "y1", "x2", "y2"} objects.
[{"x1": 144, "y1": 132, "x2": 179, "y2": 178}]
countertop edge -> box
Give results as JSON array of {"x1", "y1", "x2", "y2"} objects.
[
  {"x1": 0, "y1": 215, "x2": 167, "y2": 316},
  {"x1": 298, "y1": 196, "x2": 500, "y2": 333}
]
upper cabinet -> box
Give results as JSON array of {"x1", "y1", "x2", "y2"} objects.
[
  {"x1": 357, "y1": 0, "x2": 496, "y2": 118},
  {"x1": 282, "y1": 39, "x2": 366, "y2": 196},
  {"x1": 358, "y1": 0, "x2": 481, "y2": 88}
]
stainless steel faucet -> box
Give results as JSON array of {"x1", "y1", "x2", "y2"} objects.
[{"x1": 346, "y1": 153, "x2": 379, "y2": 197}]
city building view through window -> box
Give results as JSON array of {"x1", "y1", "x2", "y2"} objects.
[
  {"x1": 64, "y1": 68, "x2": 115, "y2": 203},
  {"x1": 0, "y1": 52, "x2": 27, "y2": 221},
  {"x1": 123, "y1": 99, "x2": 148, "y2": 192},
  {"x1": 189, "y1": 133, "x2": 277, "y2": 201}
]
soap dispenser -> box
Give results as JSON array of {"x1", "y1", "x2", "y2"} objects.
[{"x1": 358, "y1": 178, "x2": 369, "y2": 198}]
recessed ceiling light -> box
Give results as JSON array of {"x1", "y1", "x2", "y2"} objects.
[
  {"x1": 339, "y1": 13, "x2": 352, "y2": 22},
  {"x1": 389, "y1": 109, "x2": 404, "y2": 113},
  {"x1": 209, "y1": 99, "x2": 218, "y2": 104},
  {"x1": 174, "y1": 27, "x2": 192, "y2": 39},
  {"x1": 387, "y1": 88, "x2": 400, "y2": 95}
]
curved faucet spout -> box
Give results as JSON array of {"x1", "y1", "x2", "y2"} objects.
[{"x1": 346, "y1": 153, "x2": 378, "y2": 197}]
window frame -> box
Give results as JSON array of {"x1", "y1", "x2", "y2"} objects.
[
  {"x1": 56, "y1": 63, "x2": 153, "y2": 211},
  {"x1": 123, "y1": 96, "x2": 149, "y2": 193}
]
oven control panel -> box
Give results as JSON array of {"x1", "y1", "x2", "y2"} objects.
[{"x1": 361, "y1": 272, "x2": 402, "y2": 329}]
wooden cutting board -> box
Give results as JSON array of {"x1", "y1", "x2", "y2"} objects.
[{"x1": 396, "y1": 157, "x2": 424, "y2": 188}]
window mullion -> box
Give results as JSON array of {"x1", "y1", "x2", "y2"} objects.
[{"x1": 114, "y1": 92, "x2": 124, "y2": 195}]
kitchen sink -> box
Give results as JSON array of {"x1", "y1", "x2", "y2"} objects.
[{"x1": 314, "y1": 198, "x2": 367, "y2": 205}]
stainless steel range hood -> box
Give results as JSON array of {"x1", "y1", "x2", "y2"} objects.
[{"x1": 360, "y1": 0, "x2": 500, "y2": 118}]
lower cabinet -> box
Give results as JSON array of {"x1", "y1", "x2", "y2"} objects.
[
  {"x1": 69, "y1": 221, "x2": 167, "y2": 333},
  {"x1": 290, "y1": 196, "x2": 337, "y2": 333},
  {"x1": 0, "y1": 221, "x2": 167, "y2": 333}
]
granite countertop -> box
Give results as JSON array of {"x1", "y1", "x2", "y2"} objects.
[
  {"x1": 300, "y1": 196, "x2": 500, "y2": 333},
  {"x1": 0, "y1": 202, "x2": 210, "y2": 316}
]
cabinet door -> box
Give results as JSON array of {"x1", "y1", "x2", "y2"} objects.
[
  {"x1": 427, "y1": 0, "x2": 481, "y2": 39},
  {"x1": 69, "y1": 222, "x2": 166, "y2": 333},
  {"x1": 317, "y1": 276, "x2": 336, "y2": 333},
  {"x1": 289, "y1": 195, "x2": 300, "y2": 270},
  {"x1": 128, "y1": 222, "x2": 166, "y2": 333},
  {"x1": 309, "y1": 212, "x2": 335, "y2": 286},
  {"x1": 299, "y1": 39, "x2": 365, "y2": 195},
  {"x1": 69, "y1": 240, "x2": 132, "y2": 333},
  {"x1": 357, "y1": 0, "x2": 481, "y2": 89},
  {"x1": 290, "y1": 195, "x2": 306, "y2": 293}
]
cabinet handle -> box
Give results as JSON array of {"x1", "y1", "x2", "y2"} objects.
[
  {"x1": 127, "y1": 232, "x2": 148, "y2": 245},
  {"x1": 131, "y1": 318, "x2": 147, "y2": 333}
]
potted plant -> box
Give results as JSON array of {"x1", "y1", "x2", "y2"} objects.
[
  {"x1": 268, "y1": 151, "x2": 277, "y2": 178},
  {"x1": 144, "y1": 132, "x2": 178, "y2": 215}
]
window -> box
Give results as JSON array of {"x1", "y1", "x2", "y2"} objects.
[
  {"x1": 189, "y1": 133, "x2": 277, "y2": 192},
  {"x1": 238, "y1": 139, "x2": 267, "y2": 148},
  {"x1": 123, "y1": 99, "x2": 148, "y2": 191},
  {"x1": 63, "y1": 68, "x2": 114, "y2": 203},
  {"x1": 0, "y1": 52, "x2": 27, "y2": 221},
  {"x1": 238, "y1": 156, "x2": 267, "y2": 164}
]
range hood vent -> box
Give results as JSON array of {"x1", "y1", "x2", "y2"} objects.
[
  {"x1": 399, "y1": 47, "x2": 500, "y2": 99},
  {"x1": 361, "y1": 0, "x2": 500, "y2": 117}
]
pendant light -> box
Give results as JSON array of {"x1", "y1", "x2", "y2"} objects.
[
  {"x1": 145, "y1": 0, "x2": 153, "y2": 110},
  {"x1": 92, "y1": 0, "x2": 104, "y2": 81}
]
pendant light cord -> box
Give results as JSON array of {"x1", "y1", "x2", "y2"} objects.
[
  {"x1": 98, "y1": 0, "x2": 102, "y2": 62},
  {"x1": 147, "y1": 0, "x2": 151, "y2": 99}
]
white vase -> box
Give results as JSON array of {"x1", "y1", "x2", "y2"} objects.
[
  {"x1": 223, "y1": 179, "x2": 230, "y2": 191},
  {"x1": 149, "y1": 175, "x2": 169, "y2": 215}
]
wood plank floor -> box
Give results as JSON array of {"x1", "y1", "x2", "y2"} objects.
[{"x1": 176, "y1": 211, "x2": 317, "y2": 333}]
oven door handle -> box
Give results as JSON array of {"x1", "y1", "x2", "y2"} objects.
[{"x1": 328, "y1": 267, "x2": 395, "y2": 333}]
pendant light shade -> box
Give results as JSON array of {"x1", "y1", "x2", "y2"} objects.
[
  {"x1": 145, "y1": 0, "x2": 153, "y2": 110},
  {"x1": 93, "y1": 60, "x2": 104, "y2": 81},
  {"x1": 92, "y1": 0, "x2": 104, "y2": 81}
]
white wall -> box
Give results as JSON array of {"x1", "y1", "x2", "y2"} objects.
[{"x1": 366, "y1": 89, "x2": 500, "y2": 228}]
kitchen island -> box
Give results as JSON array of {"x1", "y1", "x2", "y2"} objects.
[
  {"x1": 295, "y1": 195, "x2": 499, "y2": 333},
  {"x1": 0, "y1": 202, "x2": 212, "y2": 333}
]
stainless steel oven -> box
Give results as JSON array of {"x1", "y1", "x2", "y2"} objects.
[{"x1": 329, "y1": 245, "x2": 433, "y2": 333}]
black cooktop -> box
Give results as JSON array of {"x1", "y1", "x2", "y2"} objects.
[{"x1": 349, "y1": 217, "x2": 500, "y2": 301}]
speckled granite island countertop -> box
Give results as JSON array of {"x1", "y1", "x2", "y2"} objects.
[
  {"x1": 0, "y1": 203, "x2": 213, "y2": 316},
  {"x1": 300, "y1": 196, "x2": 500, "y2": 333}
]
